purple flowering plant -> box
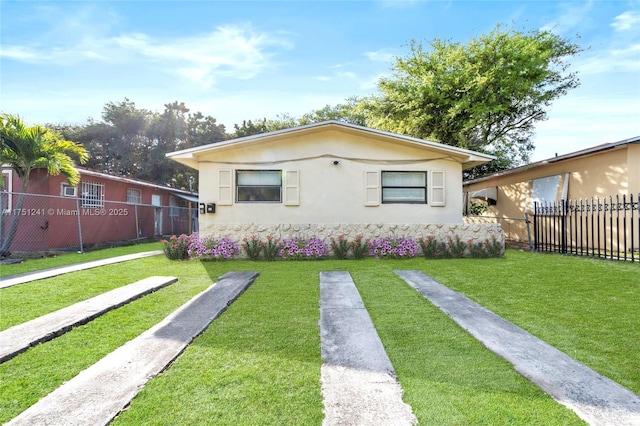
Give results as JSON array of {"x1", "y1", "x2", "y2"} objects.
[
  {"x1": 188, "y1": 234, "x2": 240, "y2": 260},
  {"x1": 368, "y1": 236, "x2": 418, "y2": 259},
  {"x1": 279, "y1": 236, "x2": 328, "y2": 260}
]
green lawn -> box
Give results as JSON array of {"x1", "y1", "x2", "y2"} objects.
[
  {"x1": 0, "y1": 241, "x2": 162, "y2": 277},
  {"x1": 1, "y1": 250, "x2": 637, "y2": 424}
]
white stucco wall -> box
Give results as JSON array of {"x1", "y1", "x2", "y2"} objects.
[{"x1": 196, "y1": 129, "x2": 464, "y2": 230}]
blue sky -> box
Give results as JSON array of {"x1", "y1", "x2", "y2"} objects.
[{"x1": 1, "y1": 0, "x2": 639, "y2": 162}]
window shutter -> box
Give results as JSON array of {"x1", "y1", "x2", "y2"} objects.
[
  {"x1": 364, "y1": 171, "x2": 380, "y2": 206},
  {"x1": 283, "y1": 169, "x2": 300, "y2": 206},
  {"x1": 218, "y1": 169, "x2": 233, "y2": 205},
  {"x1": 430, "y1": 170, "x2": 445, "y2": 206}
]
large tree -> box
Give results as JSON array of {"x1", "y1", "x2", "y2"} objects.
[
  {"x1": 364, "y1": 25, "x2": 581, "y2": 176},
  {"x1": 0, "y1": 114, "x2": 88, "y2": 256},
  {"x1": 61, "y1": 99, "x2": 228, "y2": 190}
]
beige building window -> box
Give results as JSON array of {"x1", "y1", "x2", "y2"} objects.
[
  {"x1": 236, "y1": 170, "x2": 282, "y2": 202},
  {"x1": 382, "y1": 171, "x2": 427, "y2": 204}
]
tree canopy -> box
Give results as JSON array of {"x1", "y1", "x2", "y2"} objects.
[
  {"x1": 363, "y1": 25, "x2": 582, "y2": 176},
  {"x1": 57, "y1": 99, "x2": 227, "y2": 190}
]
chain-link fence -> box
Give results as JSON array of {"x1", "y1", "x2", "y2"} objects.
[{"x1": 1, "y1": 192, "x2": 197, "y2": 256}]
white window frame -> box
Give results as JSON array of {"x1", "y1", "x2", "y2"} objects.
[
  {"x1": 81, "y1": 181, "x2": 104, "y2": 208},
  {"x1": 381, "y1": 171, "x2": 427, "y2": 204},
  {"x1": 127, "y1": 188, "x2": 142, "y2": 204},
  {"x1": 236, "y1": 170, "x2": 282, "y2": 203},
  {"x1": 1, "y1": 169, "x2": 12, "y2": 213},
  {"x1": 61, "y1": 183, "x2": 77, "y2": 197}
]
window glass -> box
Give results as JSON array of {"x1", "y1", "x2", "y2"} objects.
[
  {"x1": 382, "y1": 172, "x2": 425, "y2": 187},
  {"x1": 127, "y1": 188, "x2": 142, "y2": 204},
  {"x1": 236, "y1": 170, "x2": 282, "y2": 202},
  {"x1": 532, "y1": 175, "x2": 561, "y2": 204},
  {"x1": 81, "y1": 181, "x2": 104, "y2": 207},
  {"x1": 381, "y1": 171, "x2": 427, "y2": 203}
]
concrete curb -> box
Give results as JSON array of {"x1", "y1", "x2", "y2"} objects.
[
  {"x1": 0, "y1": 276, "x2": 178, "y2": 363},
  {"x1": 0, "y1": 250, "x2": 164, "y2": 289},
  {"x1": 395, "y1": 270, "x2": 640, "y2": 426},
  {"x1": 7, "y1": 271, "x2": 259, "y2": 426},
  {"x1": 319, "y1": 271, "x2": 417, "y2": 425}
]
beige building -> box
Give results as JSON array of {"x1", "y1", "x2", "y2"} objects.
[
  {"x1": 167, "y1": 121, "x2": 501, "y2": 247},
  {"x1": 463, "y1": 136, "x2": 640, "y2": 243}
]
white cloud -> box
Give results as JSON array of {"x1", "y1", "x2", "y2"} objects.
[
  {"x1": 611, "y1": 10, "x2": 640, "y2": 31},
  {"x1": 1, "y1": 23, "x2": 293, "y2": 88},
  {"x1": 576, "y1": 43, "x2": 640, "y2": 74},
  {"x1": 364, "y1": 49, "x2": 397, "y2": 63},
  {"x1": 541, "y1": 1, "x2": 595, "y2": 35}
]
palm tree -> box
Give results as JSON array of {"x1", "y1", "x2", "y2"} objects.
[{"x1": 1, "y1": 114, "x2": 88, "y2": 256}]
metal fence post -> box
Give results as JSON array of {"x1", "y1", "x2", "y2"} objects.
[{"x1": 75, "y1": 196, "x2": 84, "y2": 253}]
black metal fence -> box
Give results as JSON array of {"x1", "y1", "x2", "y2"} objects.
[
  {"x1": 1, "y1": 192, "x2": 197, "y2": 255},
  {"x1": 533, "y1": 194, "x2": 639, "y2": 263}
]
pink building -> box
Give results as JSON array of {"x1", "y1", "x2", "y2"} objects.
[{"x1": 1, "y1": 166, "x2": 198, "y2": 253}]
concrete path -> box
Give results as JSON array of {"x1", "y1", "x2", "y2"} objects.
[
  {"x1": 0, "y1": 276, "x2": 178, "y2": 363},
  {"x1": 7, "y1": 271, "x2": 258, "y2": 426},
  {"x1": 0, "y1": 250, "x2": 164, "y2": 289},
  {"x1": 319, "y1": 271, "x2": 417, "y2": 426},
  {"x1": 395, "y1": 270, "x2": 640, "y2": 426}
]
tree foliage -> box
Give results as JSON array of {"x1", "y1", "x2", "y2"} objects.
[
  {"x1": 59, "y1": 99, "x2": 227, "y2": 190},
  {"x1": 363, "y1": 25, "x2": 581, "y2": 175}
]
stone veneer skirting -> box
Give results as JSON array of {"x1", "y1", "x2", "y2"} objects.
[{"x1": 199, "y1": 223, "x2": 505, "y2": 257}]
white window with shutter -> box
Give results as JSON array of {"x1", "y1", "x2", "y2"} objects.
[
  {"x1": 283, "y1": 170, "x2": 299, "y2": 206},
  {"x1": 381, "y1": 171, "x2": 427, "y2": 204},
  {"x1": 429, "y1": 170, "x2": 445, "y2": 206},
  {"x1": 218, "y1": 169, "x2": 233, "y2": 205},
  {"x1": 364, "y1": 171, "x2": 380, "y2": 206}
]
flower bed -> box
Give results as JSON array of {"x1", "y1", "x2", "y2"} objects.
[{"x1": 163, "y1": 233, "x2": 503, "y2": 260}]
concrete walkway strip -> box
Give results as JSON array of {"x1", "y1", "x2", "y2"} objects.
[
  {"x1": 319, "y1": 271, "x2": 417, "y2": 426},
  {"x1": 7, "y1": 271, "x2": 259, "y2": 426},
  {"x1": 0, "y1": 250, "x2": 164, "y2": 289},
  {"x1": 0, "y1": 276, "x2": 178, "y2": 364},
  {"x1": 395, "y1": 270, "x2": 640, "y2": 426}
]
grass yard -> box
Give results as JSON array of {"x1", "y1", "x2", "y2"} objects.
[
  {"x1": 1, "y1": 249, "x2": 637, "y2": 424},
  {"x1": 0, "y1": 241, "x2": 162, "y2": 277}
]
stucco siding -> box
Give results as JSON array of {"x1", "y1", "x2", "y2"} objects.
[
  {"x1": 197, "y1": 131, "x2": 464, "y2": 229},
  {"x1": 464, "y1": 142, "x2": 636, "y2": 242}
]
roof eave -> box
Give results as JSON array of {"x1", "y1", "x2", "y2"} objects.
[{"x1": 165, "y1": 120, "x2": 496, "y2": 162}]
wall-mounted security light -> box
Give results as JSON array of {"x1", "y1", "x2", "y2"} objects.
[
  {"x1": 332, "y1": 160, "x2": 340, "y2": 165},
  {"x1": 199, "y1": 203, "x2": 206, "y2": 214}
]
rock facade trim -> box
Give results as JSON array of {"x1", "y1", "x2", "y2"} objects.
[{"x1": 199, "y1": 223, "x2": 505, "y2": 257}]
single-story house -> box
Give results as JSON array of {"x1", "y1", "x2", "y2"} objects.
[
  {"x1": 463, "y1": 135, "x2": 640, "y2": 243},
  {"x1": 1, "y1": 166, "x2": 198, "y2": 253},
  {"x1": 166, "y1": 120, "x2": 502, "y2": 247}
]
